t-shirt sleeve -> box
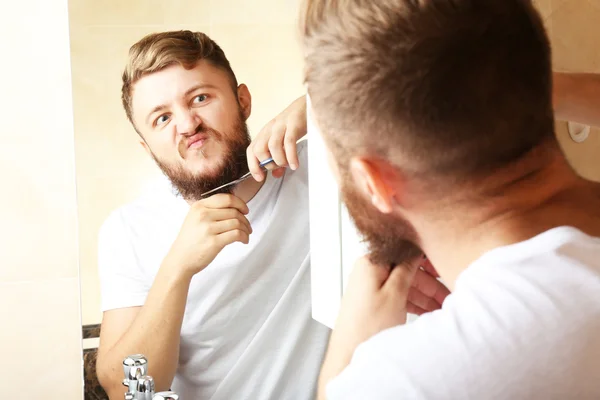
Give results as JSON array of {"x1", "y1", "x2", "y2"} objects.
[
  {"x1": 98, "y1": 210, "x2": 150, "y2": 312},
  {"x1": 325, "y1": 312, "x2": 471, "y2": 400},
  {"x1": 325, "y1": 328, "x2": 419, "y2": 400}
]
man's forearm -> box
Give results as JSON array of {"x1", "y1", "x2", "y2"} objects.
[
  {"x1": 318, "y1": 354, "x2": 345, "y2": 400},
  {"x1": 98, "y1": 263, "x2": 192, "y2": 398},
  {"x1": 553, "y1": 72, "x2": 600, "y2": 127},
  {"x1": 317, "y1": 329, "x2": 356, "y2": 400}
]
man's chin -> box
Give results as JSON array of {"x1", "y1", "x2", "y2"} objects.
[
  {"x1": 184, "y1": 155, "x2": 226, "y2": 177},
  {"x1": 187, "y1": 162, "x2": 230, "y2": 184},
  {"x1": 156, "y1": 129, "x2": 250, "y2": 200},
  {"x1": 342, "y1": 183, "x2": 421, "y2": 266}
]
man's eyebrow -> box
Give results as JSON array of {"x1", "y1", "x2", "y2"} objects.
[
  {"x1": 146, "y1": 104, "x2": 168, "y2": 125},
  {"x1": 145, "y1": 84, "x2": 219, "y2": 125},
  {"x1": 184, "y1": 83, "x2": 218, "y2": 97}
]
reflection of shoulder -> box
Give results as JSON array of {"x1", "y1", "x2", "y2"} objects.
[
  {"x1": 99, "y1": 178, "x2": 179, "y2": 239},
  {"x1": 99, "y1": 202, "x2": 139, "y2": 241},
  {"x1": 98, "y1": 206, "x2": 129, "y2": 251}
]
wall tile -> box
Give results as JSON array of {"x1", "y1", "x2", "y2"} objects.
[
  {"x1": 0, "y1": 0, "x2": 68, "y2": 27},
  {"x1": 548, "y1": 0, "x2": 600, "y2": 182},
  {"x1": 1, "y1": 0, "x2": 83, "y2": 394},
  {"x1": 68, "y1": 0, "x2": 212, "y2": 27},
  {"x1": 0, "y1": 0, "x2": 78, "y2": 283},
  {"x1": 550, "y1": 0, "x2": 600, "y2": 72},
  {"x1": 209, "y1": 0, "x2": 302, "y2": 25},
  {"x1": 0, "y1": 279, "x2": 82, "y2": 398},
  {"x1": 210, "y1": 24, "x2": 305, "y2": 135},
  {"x1": 533, "y1": 0, "x2": 553, "y2": 20},
  {"x1": 533, "y1": 0, "x2": 553, "y2": 34},
  {"x1": 550, "y1": 0, "x2": 572, "y2": 14},
  {"x1": 0, "y1": 141, "x2": 79, "y2": 282}
]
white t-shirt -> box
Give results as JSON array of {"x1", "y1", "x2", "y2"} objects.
[
  {"x1": 328, "y1": 226, "x2": 600, "y2": 400},
  {"x1": 99, "y1": 141, "x2": 330, "y2": 400}
]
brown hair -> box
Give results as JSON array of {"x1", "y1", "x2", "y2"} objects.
[
  {"x1": 121, "y1": 30, "x2": 238, "y2": 126},
  {"x1": 301, "y1": 0, "x2": 555, "y2": 181}
]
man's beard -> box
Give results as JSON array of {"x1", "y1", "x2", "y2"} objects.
[
  {"x1": 341, "y1": 178, "x2": 422, "y2": 267},
  {"x1": 152, "y1": 115, "x2": 251, "y2": 202}
]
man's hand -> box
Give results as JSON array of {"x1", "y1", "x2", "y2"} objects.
[
  {"x1": 247, "y1": 95, "x2": 307, "y2": 181},
  {"x1": 407, "y1": 257, "x2": 451, "y2": 315},
  {"x1": 318, "y1": 256, "x2": 450, "y2": 399},
  {"x1": 163, "y1": 194, "x2": 252, "y2": 277},
  {"x1": 97, "y1": 194, "x2": 251, "y2": 397}
]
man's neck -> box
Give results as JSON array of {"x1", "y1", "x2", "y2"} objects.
[
  {"x1": 232, "y1": 174, "x2": 266, "y2": 203},
  {"x1": 415, "y1": 158, "x2": 600, "y2": 290}
]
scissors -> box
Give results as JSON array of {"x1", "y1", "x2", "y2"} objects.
[{"x1": 199, "y1": 157, "x2": 275, "y2": 199}]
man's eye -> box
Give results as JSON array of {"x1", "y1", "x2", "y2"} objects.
[
  {"x1": 194, "y1": 94, "x2": 208, "y2": 103},
  {"x1": 156, "y1": 114, "x2": 170, "y2": 125}
]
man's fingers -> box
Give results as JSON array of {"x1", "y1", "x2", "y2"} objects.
[
  {"x1": 406, "y1": 302, "x2": 428, "y2": 316},
  {"x1": 352, "y1": 256, "x2": 391, "y2": 289},
  {"x1": 421, "y1": 257, "x2": 440, "y2": 278},
  {"x1": 412, "y1": 268, "x2": 451, "y2": 306},
  {"x1": 216, "y1": 229, "x2": 250, "y2": 246},
  {"x1": 248, "y1": 128, "x2": 273, "y2": 179},
  {"x1": 267, "y1": 124, "x2": 288, "y2": 168},
  {"x1": 204, "y1": 208, "x2": 247, "y2": 223},
  {"x1": 197, "y1": 194, "x2": 249, "y2": 215},
  {"x1": 207, "y1": 209, "x2": 252, "y2": 235},
  {"x1": 283, "y1": 127, "x2": 302, "y2": 170},
  {"x1": 252, "y1": 136, "x2": 273, "y2": 165},
  {"x1": 246, "y1": 145, "x2": 264, "y2": 182},
  {"x1": 407, "y1": 286, "x2": 442, "y2": 312},
  {"x1": 383, "y1": 258, "x2": 420, "y2": 294},
  {"x1": 211, "y1": 218, "x2": 252, "y2": 236}
]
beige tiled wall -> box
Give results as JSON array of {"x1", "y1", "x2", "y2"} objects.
[
  {"x1": 68, "y1": 0, "x2": 304, "y2": 324},
  {"x1": 0, "y1": 0, "x2": 83, "y2": 397},
  {"x1": 544, "y1": 0, "x2": 600, "y2": 182}
]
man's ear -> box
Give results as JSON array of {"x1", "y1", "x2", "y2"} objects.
[
  {"x1": 139, "y1": 138, "x2": 152, "y2": 157},
  {"x1": 237, "y1": 84, "x2": 252, "y2": 121},
  {"x1": 349, "y1": 158, "x2": 400, "y2": 214}
]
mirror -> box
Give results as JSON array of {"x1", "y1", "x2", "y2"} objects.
[{"x1": 67, "y1": 1, "x2": 335, "y2": 398}]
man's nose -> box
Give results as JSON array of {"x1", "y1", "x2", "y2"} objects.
[{"x1": 175, "y1": 109, "x2": 201, "y2": 136}]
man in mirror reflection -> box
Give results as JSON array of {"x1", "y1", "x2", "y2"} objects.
[{"x1": 95, "y1": 30, "x2": 338, "y2": 399}]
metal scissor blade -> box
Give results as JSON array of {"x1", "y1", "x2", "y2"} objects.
[
  {"x1": 199, "y1": 157, "x2": 274, "y2": 199},
  {"x1": 198, "y1": 173, "x2": 252, "y2": 199}
]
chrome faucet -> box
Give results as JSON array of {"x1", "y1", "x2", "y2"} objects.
[{"x1": 122, "y1": 354, "x2": 179, "y2": 399}]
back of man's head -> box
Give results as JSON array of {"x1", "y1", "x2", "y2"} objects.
[{"x1": 301, "y1": 0, "x2": 555, "y2": 183}]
